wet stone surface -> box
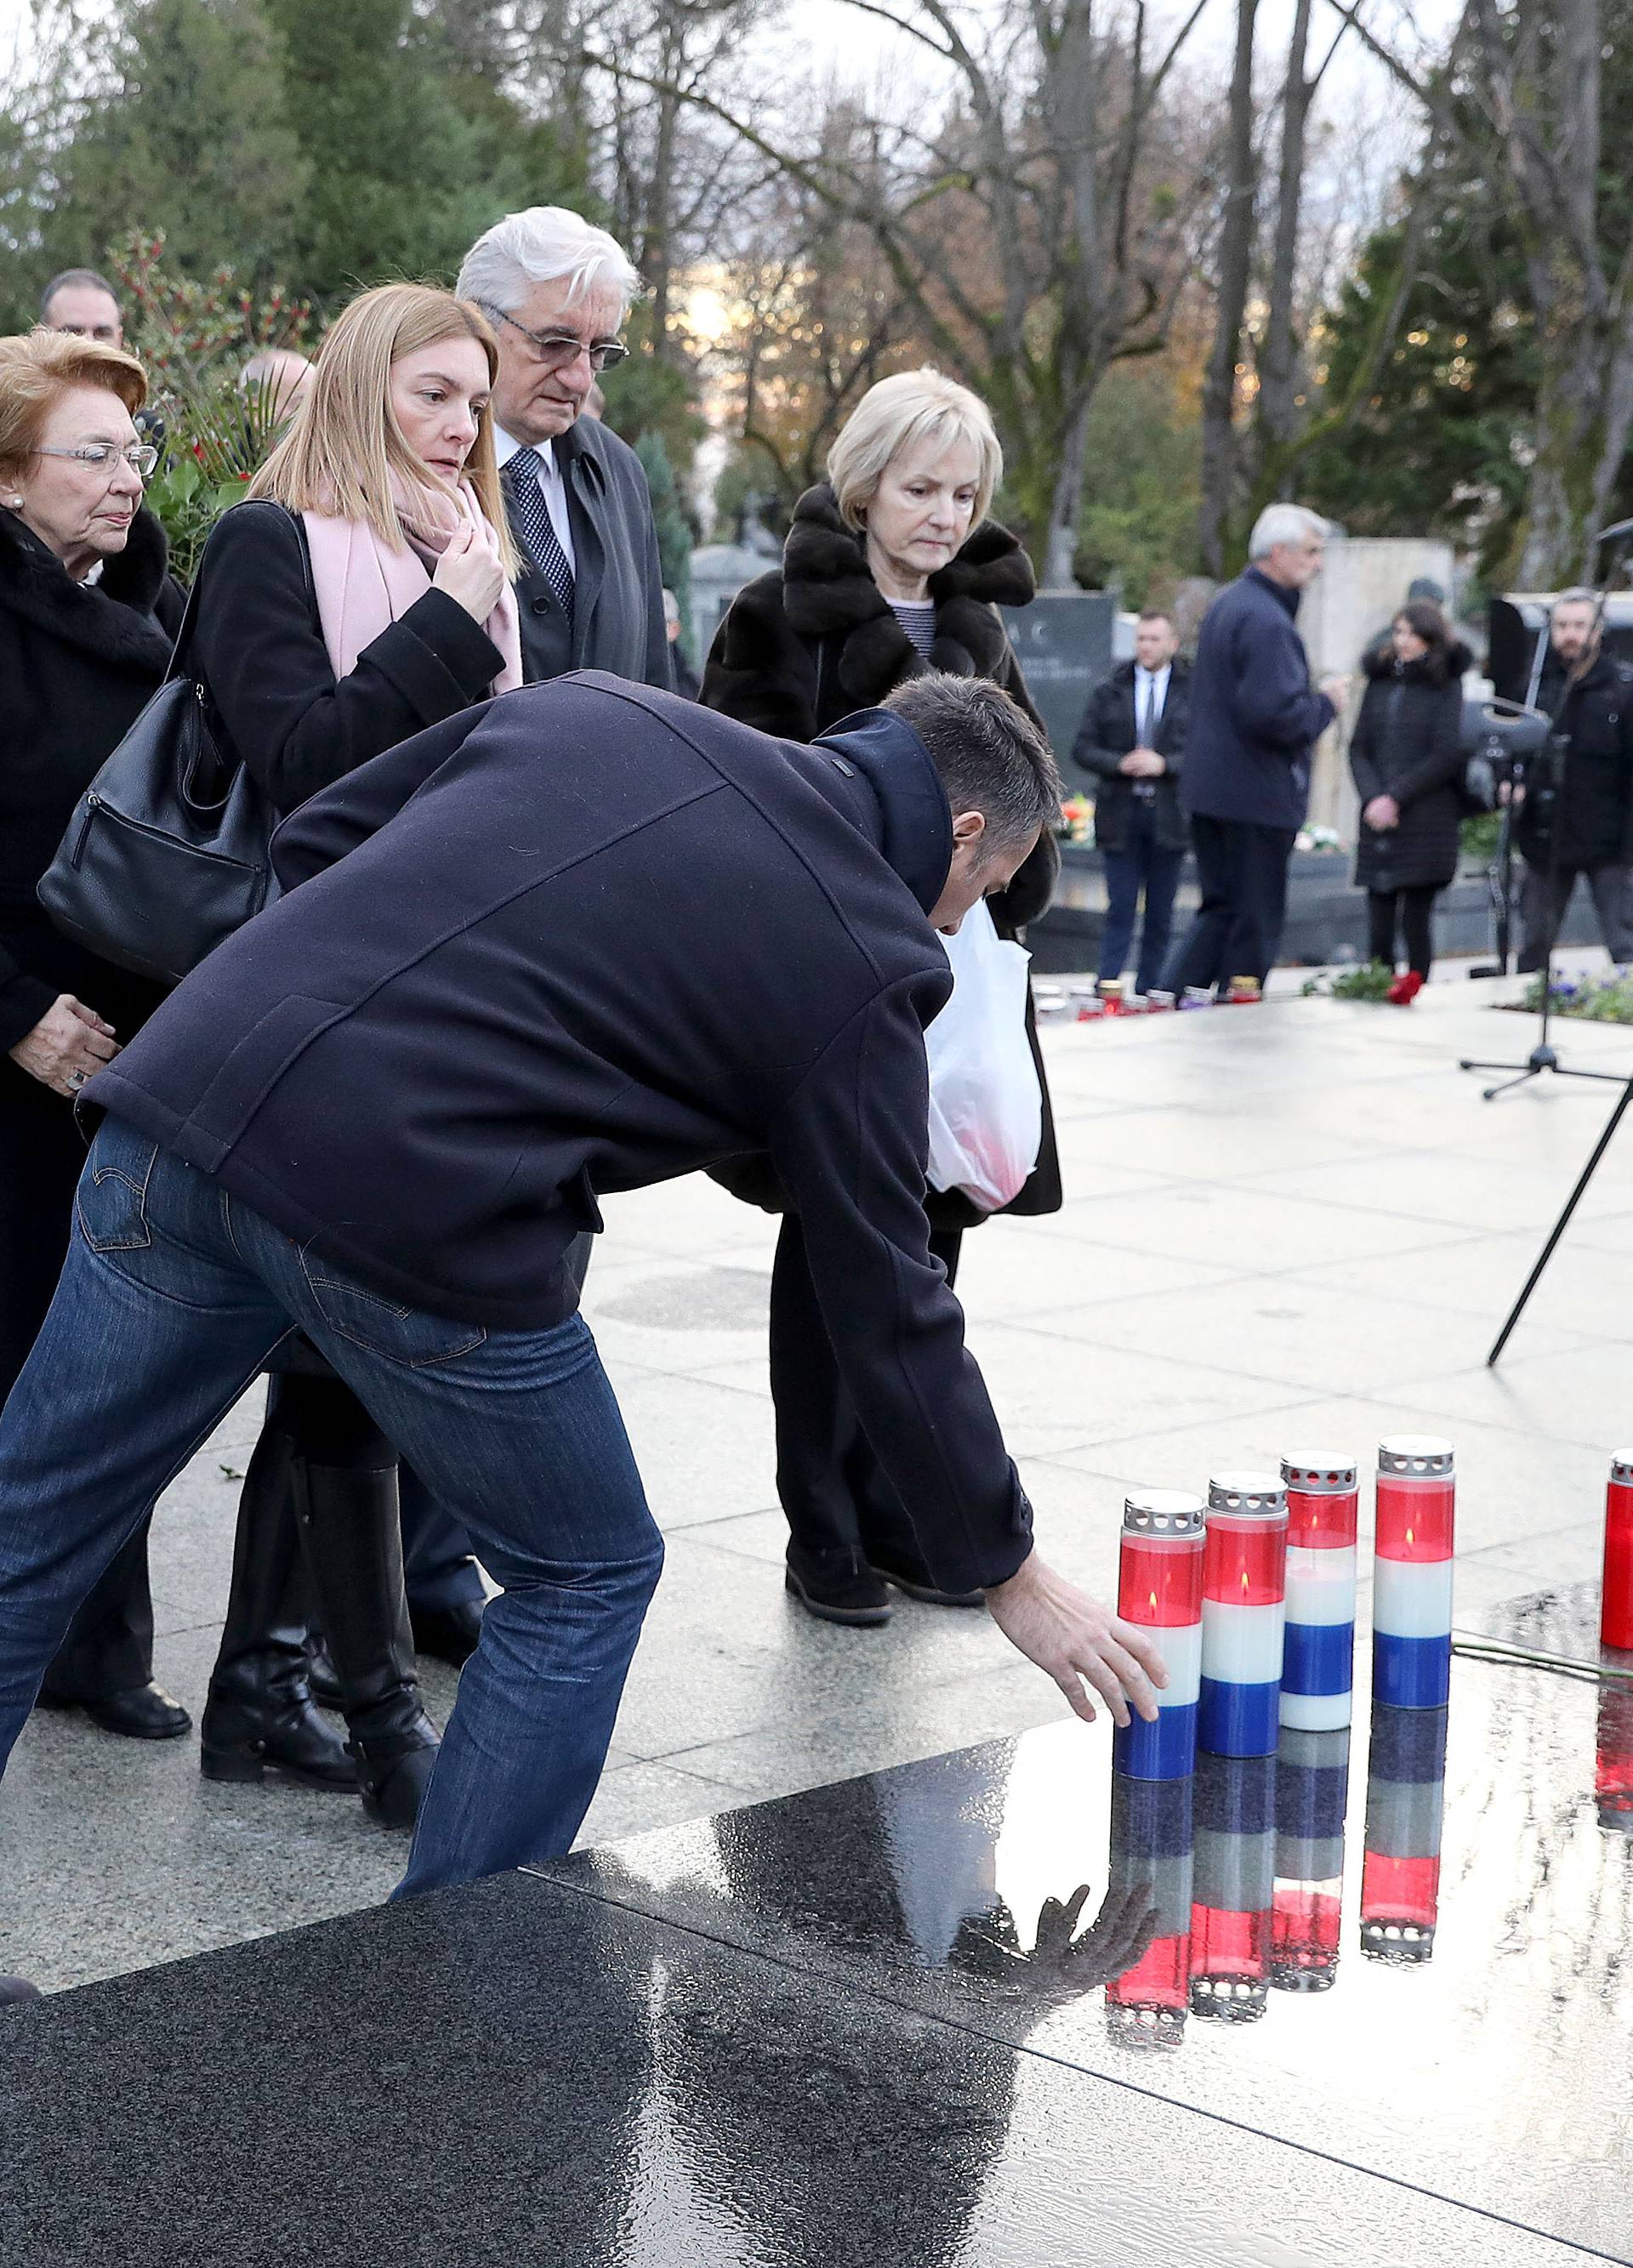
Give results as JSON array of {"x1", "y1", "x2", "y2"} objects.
[{"x1": 548, "y1": 1590, "x2": 1633, "y2": 2264}]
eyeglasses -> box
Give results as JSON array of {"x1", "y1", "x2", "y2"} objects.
[
  {"x1": 34, "y1": 442, "x2": 159, "y2": 480},
  {"x1": 479, "y1": 302, "x2": 629, "y2": 374}
]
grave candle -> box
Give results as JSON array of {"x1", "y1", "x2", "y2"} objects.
[
  {"x1": 1280, "y1": 1454, "x2": 1358, "y2": 1732},
  {"x1": 1373, "y1": 1436, "x2": 1455, "y2": 1710},
  {"x1": 1602, "y1": 1454, "x2": 1633, "y2": 1652},
  {"x1": 1105, "y1": 1772, "x2": 1195, "y2": 2049},
  {"x1": 1189, "y1": 1749, "x2": 1276, "y2": 2022},
  {"x1": 1272, "y1": 1725, "x2": 1351, "y2": 1992},
  {"x1": 1198, "y1": 1471, "x2": 1288, "y2": 1757},
  {"x1": 1112, "y1": 1490, "x2": 1205, "y2": 1782},
  {"x1": 1360, "y1": 1700, "x2": 1448, "y2": 1962}
]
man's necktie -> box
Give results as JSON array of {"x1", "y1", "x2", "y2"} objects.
[
  {"x1": 1138, "y1": 675, "x2": 1156, "y2": 746},
  {"x1": 503, "y1": 452, "x2": 575, "y2": 627}
]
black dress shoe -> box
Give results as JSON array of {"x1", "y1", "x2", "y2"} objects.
[
  {"x1": 783, "y1": 1546, "x2": 892, "y2": 1628},
  {"x1": 1, "y1": 1974, "x2": 42, "y2": 2007},
  {"x1": 409, "y1": 1598, "x2": 485, "y2": 1668},
  {"x1": 866, "y1": 1555, "x2": 987, "y2": 1609},
  {"x1": 38, "y1": 1681, "x2": 192, "y2": 1740}
]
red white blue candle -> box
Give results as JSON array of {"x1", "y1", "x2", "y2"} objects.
[
  {"x1": 1105, "y1": 1773, "x2": 1194, "y2": 2049},
  {"x1": 1602, "y1": 1454, "x2": 1633, "y2": 1652},
  {"x1": 1372, "y1": 1436, "x2": 1455, "y2": 1710},
  {"x1": 1272, "y1": 1725, "x2": 1351, "y2": 1992},
  {"x1": 1360, "y1": 1700, "x2": 1447, "y2": 1962},
  {"x1": 1189, "y1": 1749, "x2": 1275, "y2": 2022},
  {"x1": 1198, "y1": 1471, "x2": 1288, "y2": 1757},
  {"x1": 1280, "y1": 1455, "x2": 1358, "y2": 1731},
  {"x1": 1112, "y1": 1490, "x2": 1205, "y2": 1782}
]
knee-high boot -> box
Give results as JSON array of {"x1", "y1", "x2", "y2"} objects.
[
  {"x1": 200, "y1": 1428, "x2": 355, "y2": 1789},
  {"x1": 293, "y1": 1458, "x2": 441, "y2": 1831}
]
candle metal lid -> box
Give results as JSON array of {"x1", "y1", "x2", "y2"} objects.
[
  {"x1": 1207, "y1": 1471, "x2": 1287, "y2": 1515},
  {"x1": 1281, "y1": 1455, "x2": 1358, "y2": 1495},
  {"x1": 1377, "y1": 1436, "x2": 1454, "y2": 1479},
  {"x1": 1123, "y1": 1490, "x2": 1207, "y2": 1539}
]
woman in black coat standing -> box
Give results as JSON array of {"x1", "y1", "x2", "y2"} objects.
[
  {"x1": 1349, "y1": 600, "x2": 1472, "y2": 983},
  {"x1": 182, "y1": 282, "x2": 521, "y2": 1827},
  {"x1": 703, "y1": 367, "x2": 1061, "y2": 1629},
  {"x1": 0, "y1": 328, "x2": 193, "y2": 1740}
]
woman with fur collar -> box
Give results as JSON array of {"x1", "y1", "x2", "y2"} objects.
[
  {"x1": 703, "y1": 369, "x2": 1062, "y2": 1630},
  {"x1": 0, "y1": 328, "x2": 191, "y2": 1740}
]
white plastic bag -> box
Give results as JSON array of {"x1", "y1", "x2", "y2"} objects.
[{"x1": 924, "y1": 899, "x2": 1043, "y2": 1212}]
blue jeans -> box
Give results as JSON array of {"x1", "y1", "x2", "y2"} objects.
[
  {"x1": 1098, "y1": 800, "x2": 1186, "y2": 996},
  {"x1": 0, "y1": 1118, "x2": 663, "y2": 1896}
]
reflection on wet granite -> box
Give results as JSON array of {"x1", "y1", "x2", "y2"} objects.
[
  {"x1": 550, "y1": 1604, "x2": 1633, "y2": 2261},
  {"x1": 3, "y1": 1865, "x2": 1567, "y2": 2268}
]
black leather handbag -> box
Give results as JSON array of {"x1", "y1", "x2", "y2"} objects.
[{"x1": 37, "y1": 503, "x2": 308, "y2": 987}]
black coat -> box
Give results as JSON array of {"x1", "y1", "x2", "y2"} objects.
[
  {"x1": 0, "y1": 505, "x2": 181, "y2": 1050},
  {"x1": 91, "y1": 676, "x2": 1035, "y2": 1595},
  {"x1": 503, "y1": 418, "x2": 672, "y2": 691},
  {"x1": 1348, "y1": 639, "x2": 1471, "y2": 894},
  {"x1": 701, "y1": 480, "x2": 1061, "y2": 1227},
  {"x1": 1516, "y1": 651, "x2": 1633, "y2": 871},
  {"x1": 1183, "y1": 567, "x2": 1334, "y2": 830},
  {"x1": 189, "y1": 499, "x2": 505, "y2": 816},
  {"x1": 1072, "y1": 658, "x2": 1192, "y2": 854}
]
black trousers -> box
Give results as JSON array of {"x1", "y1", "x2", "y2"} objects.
[
  {"x1": 1164, "y1": 815, "x2": 1299, "y2": 995},
  {"x1": 1517, "y1": 860, "x2": 1633, "y2": 971},
  {"x1": 1367, "y1": 884, "x2": 1439, "y2": 976},
  {"x1": 770, "y1": 1212, "x2": 961, "y2": 1570},
  {"x1": 1, "y1": 1064, "x2": 156, "y2": 1700}
]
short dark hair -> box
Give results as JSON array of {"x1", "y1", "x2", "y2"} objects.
[
  {"x1": 40, "y1": 268, "x2": 121, "y2": 321},
  {"x1": 883, "y1": 674, "x2": 1062, "y2": 852},
  {"x1": 1137, "y1": 607, "x2": 1175, "y2": 628},
  {"x1": 1394, "y1": 598, "x2": 1452, "y2": 652}
]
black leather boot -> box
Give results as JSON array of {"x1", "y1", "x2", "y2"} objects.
[
  {"x1": 294, "y1": 1459, "x2": 441, "y2": 1831},
  {"x1": 200, "y1": 1428, "x2": 356, "y2": 1791}
]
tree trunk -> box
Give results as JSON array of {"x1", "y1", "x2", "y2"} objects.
[
  {"x1": 1042, "y1": 389, "x2": 1095, "y2": 588},
  {"x1": 1255, "y1": 0, "x2": 1315, "y2": 461},
  {"x1": 1197, "y1": 0, "x2": 1260, "y2": 578}
]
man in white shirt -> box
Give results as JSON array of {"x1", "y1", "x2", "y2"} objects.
[
  {"x1": 456, "y1": 207, "x2": 671, "y2": 691},
  {"x1": 1073, "y1": 609, "x2": 1193, "y2": 996}
]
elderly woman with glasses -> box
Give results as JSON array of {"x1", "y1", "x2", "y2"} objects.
[{"x1": 0, "y1": 327, "x2": 191, "y2": 1738}]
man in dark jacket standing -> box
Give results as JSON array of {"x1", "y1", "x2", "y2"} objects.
[
  {"x1": 1165, "y1": 506, "x2": 1349, "y2": 995},
  {"x1": 1073, "y1": 608, "x2": 1192, "y2": 996},
  {"x1": 1516, "y1": 590, "x2": 1633, "y2": 969},
  {"x1": 0, "y1": 672, "x2": 1163, "y2": 1907}
]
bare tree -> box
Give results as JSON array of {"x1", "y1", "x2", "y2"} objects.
[{"x1": 1196, "y1": 0, "x2": 1260, "y2": 577}]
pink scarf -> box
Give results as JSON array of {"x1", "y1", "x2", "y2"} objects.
[{"x1": 302, "y1": 474, "x2": 523, "y2": 695}]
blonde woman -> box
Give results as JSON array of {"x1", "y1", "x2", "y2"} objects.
[
  {"x1": 703, "y1": 368, "x2": 1062, "y2": 1629},
  {"x1": 185, "y1": 284, "x2": 521, "y2": 1827}
]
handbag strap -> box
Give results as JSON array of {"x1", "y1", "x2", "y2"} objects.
[{"x1": 167, "y1": 500, "x2": 317, "y2": 684}]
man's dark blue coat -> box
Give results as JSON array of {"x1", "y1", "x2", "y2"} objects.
[
  {"x1": 1182, "y1": 566, "x2": 1335, "y2": 830},
  {"x1": 90, "y1": 672, "x2": 1033, "y2": 1591}
]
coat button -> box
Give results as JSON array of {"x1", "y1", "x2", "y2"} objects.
[{"x1": 531, "y1": 595, "x2": 551, "y2": 615}]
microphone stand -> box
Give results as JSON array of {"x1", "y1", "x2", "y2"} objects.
[{"x1": 1459, "y1": 529, "x2": 1633, "y2": 1099}]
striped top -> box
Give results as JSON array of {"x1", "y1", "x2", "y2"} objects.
[{"x1": 889, "y1": 599, "x2": 937, "y2": 657}]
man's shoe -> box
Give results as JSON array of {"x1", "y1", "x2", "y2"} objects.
[
  {"x1": 866, "y1": 1556, "x2": 987, "y2": 1609},
  {"x1": 1, "y1": 1975, "x2": 42, "y2": 2007},
  {"x1": 409, "y1": 1598, "x2": 485, "y2": 1668},
  {"x1": 37, "y1": 1681, "x2": 192, "y2": 1740},
  {"x1": 783, "y1": 1548, "x2": 892, "y2": 1628}
]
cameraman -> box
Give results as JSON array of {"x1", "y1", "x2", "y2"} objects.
[{"x1": 1516, "y1": 590, "x2": 1633, "y2": 970}]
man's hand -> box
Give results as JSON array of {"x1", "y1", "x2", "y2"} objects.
[
  {"x1": 984, "y1": 1552, "x2": 1165, "y2": 1727},
  {"x1": 8, "y1": 995, "x2": 119, "y2": 1097},
  {"x1": 1318, "y1": 674, "x2": 1351, "y2": 709},
  {"x1": 1119, "y1": 747, "x2": 1166, "y2": 779}
]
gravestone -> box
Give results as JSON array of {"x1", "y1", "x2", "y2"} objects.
[{"x1": 1001, "y1": 589, "x2": 1114, "y2": 771}]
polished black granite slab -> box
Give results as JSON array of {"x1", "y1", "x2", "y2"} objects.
[
  {"x1": 546, "y1": 1606, "x2": 1633, "y2": 2265},
  {"x1": 0, "y1": 1863, "x2": 1576, "y2": 2268}
]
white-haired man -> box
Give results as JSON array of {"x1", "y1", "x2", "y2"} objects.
[
  {"x1": 1165, "y1": 504, "x2": 1350, "y2": 996},
  {"x1": 382, "y1": 210, "x2": 674, "y2": 1657},
  {"x1": 456, "y1": 206, "x2": 671, "y2": 691}
]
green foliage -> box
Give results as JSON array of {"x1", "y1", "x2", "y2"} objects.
[
  {"x1": 1520, "y1": 969, "x2": 1633, "y2": 1021},
  {"x1": 112, "y1": 234, "x2": 310, "y2": 581},
  {"x1": 1070, "y1": 362, "x2": 1201, "y2": 604},
  {"x1": 634, "y1": 430, "x2": 694, "y2": 664},
  {"x1": 1302, "y1": 961, "x2": 1397, "y2": 1000},
  {"x1": 1459, "y1": 810, "x2": 1504, "y2": 866}
]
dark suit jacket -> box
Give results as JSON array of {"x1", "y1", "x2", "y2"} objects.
[
  {"x1": 504, "y1": 418, "x2": 672, "y2": 690},
  {"x1": 1182, "y1": 567, "x2": 1334, "y2": 831},
  {"x1": 1072, "y1": 658, "x2": 1192, "y2": 854},
  {"x1": 91, "y1": 674, "x2": 1034, "y2": 1594}
]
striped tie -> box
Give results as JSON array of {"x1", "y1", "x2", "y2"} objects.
[{"x1": 503, "y1": 452, "x2": 574, "y2": 627}]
